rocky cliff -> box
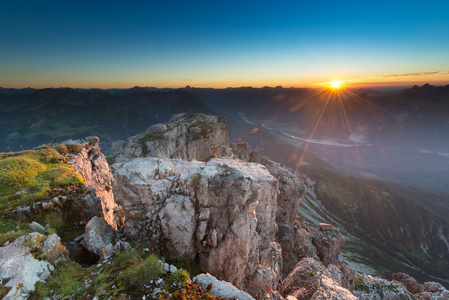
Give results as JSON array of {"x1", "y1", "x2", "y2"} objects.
[{"x1": 110, "y1": 113, "x2": 354, "y2": 298}]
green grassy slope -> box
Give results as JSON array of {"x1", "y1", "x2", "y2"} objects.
[{"x1": 0, "y1": 103, "x2": 157, "y2": 153}]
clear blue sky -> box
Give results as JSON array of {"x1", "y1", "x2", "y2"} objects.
[{"x1": 1, "y1": 0, "x2": 449, "y2": 88}]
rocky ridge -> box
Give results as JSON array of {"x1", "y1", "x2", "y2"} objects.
[{"x1": 1, "y1": 113, "x2": 448, "y2": 299}]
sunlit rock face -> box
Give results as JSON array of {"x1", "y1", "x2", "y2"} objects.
[
  {"x1": 111, "y1": 113, "x2": 360, "y2": 298},
  {"x1": 113, "y1": 156, "x2": 281, "y2": 296},
  {"x1": 66, "y1": 136, "x2": 122, "y2": 228}
]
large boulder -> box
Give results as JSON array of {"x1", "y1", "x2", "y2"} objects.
[
  {"x1": 0, "y1": 235, "x2": 54, "y2": 300},
  {"x1": 280, "y1": 257, "x2": 357, "y2": 300},
  {"x1": 27, "y1": 232, "x2": 69, "y2": 263},
  {"x1": 82, "y1": 216, "x2": 115, "y2": 260},
  {"x1": 194, "y1": 273, "x2": 255, "y2": 300},
  {"x1": 311, "y1": 223, "x2": 345, "y2": 267}
]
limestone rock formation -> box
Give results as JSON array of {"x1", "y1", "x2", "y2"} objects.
[
  {"x1": 353, "y1": 273, "x2": 413, "y2": 300},
  {"x1": 280, "y1": 257, "x2": 357, "y2": 300},
  {"x1": 112, "y1": 113, "x2": 230, "y2": 161},
  {"x1": 392, "y1": 273, "x2": 449, "y2": 299},
  {"x1": 0, "y1": 235, "x2": 54, "y2": 300},
  {"x1": 311, "y1": 223, "x2": 345, "y2": 267},
  {"x1": 111, "y1": 114, "x2": 361, "y2": 298},
  {"x1": 27, "y1": 232, "x2": 70, "y2": 263},
  {"x1": 194, "y1": 273, "x2": 255, "y2": 300},
  {"x1": 113, "y1": 156, "x2": 281, "y2": 297},
  {"x1": 66, "y1": 136, "x2": 122, "y2": 228},
  {"x1": 228, "y1": 143, "x2": 309, "y2": 277},
  {"x1": 82, "y1": 216, "x2": 116, "y2": 260}
]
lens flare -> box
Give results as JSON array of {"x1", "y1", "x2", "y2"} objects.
[{"x1": 331, "y1": 80, "x2": 342, "y2": 88}]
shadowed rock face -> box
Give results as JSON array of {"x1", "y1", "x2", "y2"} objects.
[{"x1": 311, "y1": 223, "x2": 345, "y2": 267}]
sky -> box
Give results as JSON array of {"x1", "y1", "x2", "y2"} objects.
[{"x1": 1, "y1": 0, "x2": 449, "y2": 89}]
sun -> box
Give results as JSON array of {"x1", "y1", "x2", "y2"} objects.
[{"x1": 331, "y1": 80, "x2": 343, "y2": 88}]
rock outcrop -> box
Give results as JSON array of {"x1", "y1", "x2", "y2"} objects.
[
  {"x1": 111, "y1": 113, "x2": 360, "y2": 298},
  {"x1": 82, "y1": 216, "x2": 116, "y2": 260},
  {"x1": 392, "y1": 272, "x2": 449, "y2": 299},
  {"x1": 0, "y1": 235, "x2": 55, "y2": 300},
  {"x1": 311, "y1": 223, "x2": 345, "y2": 267},
  {"x1": 112, "y1": 113, "x2": 230, "y2": 161},
  {"x1": 3, "y1": 113, "x2": 449, "y2": 299},
  {"x1": 353, "y1": 273, "x2": 413, "y2": 300},
  {"x1": 280, "y1": 257, "x2": 357, "y2": 300},
  {"x1": 113, "y1": 155, "x2": 281, "y2": 297},
  {"x1": 66, "y1": 136, "x2": 122, "y2": 228},
  {"x1": 194, "y1": 273, "x2": 256, "y2": 300}
]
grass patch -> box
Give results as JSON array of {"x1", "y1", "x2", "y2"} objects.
[
  {"x1": 192, "y1": 133, "x2": 202, "y2": 140},
  {"x1": 169, "y1": 269, "x2": 190, "y2": 286},
  {"x1": 191, "y1": 175, "x2": 201, "y2": 192},
  {"x1": 30, "y1": 261, "x2": 90, "y2": 299},
  {"x1": 139, "y1": 131, "x2": 163, "y2": 143},
  {"x1": 0, "y1": 284, "x2": 12, "y2": 298},
  {"x1": 182, "y1": 114, "x2": 201, "y2": 124},
  {"x1": 199, "y1": 124, "x2": 212, "y2": 134},
  {"x1": 53, "y1": 144, "x2": 69, "y2": 154},
  {"x1": 0, "y1": 148, "x2": 85, "y2": 214},
  {"x1": 168, "y1": 257, "x2": 201, "y2": 277},
  {"x1": 119, "y1": 253, "x2": 164, "y2": 288},
  {"x1": 106, "y1": 155, "x2": 117, "y2": 166},
  {"x1": 66, "y1": 143, "x2": 83, "y2": 153},
  {"x1": 138, "y1": 131, "x2": 164, "y2": 156},
  {"x1": 354, "y1": 277, "x2": 369, "y2": 292},
  {"x1": 203, "y1": 153, "x2": 216, "y2": 163}
]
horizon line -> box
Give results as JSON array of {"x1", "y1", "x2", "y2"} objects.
[{"x1": 2, "y1": 81, "x2": 449, "y2": 91}]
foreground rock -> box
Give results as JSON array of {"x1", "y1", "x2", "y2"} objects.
[
  {"x1": 82, "y1": 216, "x2": 115, "y2": 260},
  {"x1": 27, "y1": 232, "x2": 70, "y2": 263},
  {"x1": 194, "y1": 273, "x2": 255, "y2": 300},
  {"x1": 113, "y1": 156, "x2": 280, "y2": 297},
  {"x1": 0, "y1": 235, "x2": 54, "y2": 300}
]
